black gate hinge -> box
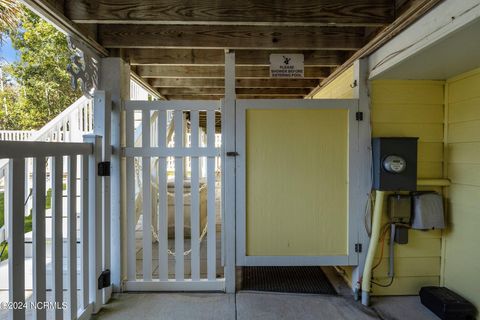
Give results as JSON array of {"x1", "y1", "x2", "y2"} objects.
[
  {"x1": 98, "y1": 161, "x2": 111, "y2": 176},
  {"x1": 98, "y1": 269, "x2": 111, "y2": 289},
  {"x1": 356, "y1": 112, "x2": 364, "y2": 121},
  {"x1": 355, "y1": 243, "x2": 362, "y2": 253}
]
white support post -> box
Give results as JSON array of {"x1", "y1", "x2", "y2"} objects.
[
  {"x1": 67, "y1": 156, "x2": 77, "y2": 320},
  {"x1": 157, "y1": 111, "x2": 168, "y2": 281},
  {"x1": 51, "y1": 155, "x2": 63, "y2": 320},
  {"x1": 8, "y1": 158, "x2": 25, "y2": 320},
  {"x1": 80, "y1": 154, "x2": 90, "y2": 312},
  {"x1": 93, "y1": 90, "x2": 113, "y2": 301},
  {"x1": 174, "y1": 110, "x2": 184, "y2": 281},
  {"x1": 125, "y1": 109, "x2": 136, "y2": 282},
  {"x1": 142, "y1": 110, "x2": 152, "y2": 281},
  {"x1": 190, "y1": 111, "x2": 200, "y2": 281},
  {"x1": 99, "y1": 58, "x2": 130, "y2": 292},
  {"x1": 84, "y1": 135, "x2": 103, "y2": 314},
  {"x1": 206, "y1": 111, "x2": 216, "y2": 281},
  {"x1": 33, "y1": 157, "x2": 46, "y2": 320},
  {"x1": 224, "y1": 50, "x2": 236, "y2": 293},
  {"x1": 24, "y1": 158, "x2": 30, "y2": 217},
  {"x1": 4, "y1": 164, "x2": 9, "y2": 240},
  {"x1": 351, "y1": 58, "x2": 372, "y2": 299}
]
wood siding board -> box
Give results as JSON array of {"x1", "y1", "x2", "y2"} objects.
[
  {"x1": 368, "y1": 80, "x2": 445, "y2": 295},
  {"x1": 313, "y1": 66, "x2": 354, "y2": 99},
  {"x1": 445, "y1": 68, "x2": 480, "y2": 311},
  {"x1": 448, "y1": 120, "x2": 480, "y2": 143},
  {"x1": 447, "y1": 142, "x2": 480, "y2": 164}
]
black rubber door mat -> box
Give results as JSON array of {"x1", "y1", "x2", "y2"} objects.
[{"x1": 241, "y1": 266, "x2": 337, "y2": 295}]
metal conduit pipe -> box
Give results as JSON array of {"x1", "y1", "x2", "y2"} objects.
[{"x1": 361, "y1": 179, "x2": 450, "y2": 306}]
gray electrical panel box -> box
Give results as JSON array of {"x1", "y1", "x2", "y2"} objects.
[
  {"x1": 388, "y1": 194, "x2": 411, "y2": 224},
  {"x1": 411, "y1": 192, "x2": 445, "y2": 230},
  {"x1": 372, "y1": 137, "x2": 418, "y2": 191}
]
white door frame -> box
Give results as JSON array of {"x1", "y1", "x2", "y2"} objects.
[{"x1": 235, "y1": 98, "x2": 362, "y2": 266}]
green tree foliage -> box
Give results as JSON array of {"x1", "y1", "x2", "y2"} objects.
[{"x1": 0, "y1": 9, "x2": 80, "y2": 130}]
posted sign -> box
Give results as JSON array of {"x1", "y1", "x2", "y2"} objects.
[{"x1": 270, "y1": 54, "x2": 304, "y2": 78}]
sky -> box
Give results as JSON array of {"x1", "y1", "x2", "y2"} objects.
[{"x1": 0, "y1": 35, "x2": 19, "y2": 63}]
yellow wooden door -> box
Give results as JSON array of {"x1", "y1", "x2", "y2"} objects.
[{"x1": 236, "y1": 99, "x2": 358, "y2": 265}]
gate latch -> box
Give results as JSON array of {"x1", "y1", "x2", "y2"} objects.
[
  {"x1": 98, "y1": 269, "x2": 111, "y2": 289},
  {"x1": 226, "y1": 151, "x2": 239, "y2": 157},
  {"x1": 98, "y1": 161, "x2": 111, "y2": 176}
]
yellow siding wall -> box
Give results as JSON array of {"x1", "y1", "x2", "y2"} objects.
[
  {"x1": 444, "y1": 68, "x2": 480, "y2": 311},
  {"x1": 246, "y1": 109, "x2": 349, "y2": 256},
  {"x1": 313, "y1": 66, "x2": 354, "y2": 99},
  {"x1": 313, "y1": 73, "x2": 445, "y2": 295},
  {"x1": 370, "y1": 80, "x2": 444, "y2": 295}
]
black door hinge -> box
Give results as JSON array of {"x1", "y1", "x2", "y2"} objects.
[
  {"x1": 98, "y1": 161, "x2": 111, "y2": 176},
  {"x1": 226, "y1": 151, "x2": 239, "y2": 157},
  {"x1": 356, "y1": 112, "x2": 363, "y2": 121},
  {"x1": 98, "y1": 269, "x2": 111, "y2": 290},
  {"x1": 355, "y1": 243, "x2": 362, "y2": 253}
]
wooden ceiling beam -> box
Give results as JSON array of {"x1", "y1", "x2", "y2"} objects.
[
  {"x1": 157, "y1": 87, "x2": 311, "y2": 96},
  {"x1": 98, "y1": 25, "x2": 365, "y2": 50},
  {"x1": 124, "y1": 49, "x2": 345, "y2": 66},
  {"x1": 148, "y1": 78, "x2": 319, "y2": 88},
  {"x1": 166, "y1": 95, "x2": 306, "y2": 100},
  {"x1": 66, "y1": 0, "x2": 394, "y2": 27},
  {"x1": 136, "y1": 66, "x2": 331, "y2": 79}
]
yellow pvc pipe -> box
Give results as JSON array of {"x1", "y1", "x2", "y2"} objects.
[
  {"x1": 361, "y1": 190, "x2": 385, "y2": 306},
  {"x1": 417, "y1": 179, "x2": 451, "y2": 187}
]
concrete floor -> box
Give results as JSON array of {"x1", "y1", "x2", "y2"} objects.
[
  {"x1": 91, "y1": 292, "x2": 439, "y2": 320},
  {"x1": 92, "y1": 267, "x2": 439, "y2": 320}
]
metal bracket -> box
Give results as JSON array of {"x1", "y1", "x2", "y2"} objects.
[
  {"x1": 356, "y1": 112, "x2": 364, "y2": 121},
  {"x1": 98, "y1": 269, "x2": 111, "y2": 290},
  {"x1": 355, "y1": 243, "x2": 362, "y2": 253},
  {"x1": 98, "y1": 161, "x2": 111, "y2": 176}
]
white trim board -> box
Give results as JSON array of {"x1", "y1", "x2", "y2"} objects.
[
  {"x1": 368, "y1": 0, "x2": 480, "y2": 79},
  {"x1": 235, "y1": 98, "x2": 363, "y2": 267}
]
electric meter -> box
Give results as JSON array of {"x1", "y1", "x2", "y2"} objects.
[
  {"x1": 383, "y1": 155, "x2": 406, "y2": 173},
  {"x1": 372, "y1": 137, "x2": 418, "y2": 191}
]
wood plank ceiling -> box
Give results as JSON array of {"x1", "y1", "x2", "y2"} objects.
[{"x1": 56, "y1": 0, "x2": 425, "y2": 100}]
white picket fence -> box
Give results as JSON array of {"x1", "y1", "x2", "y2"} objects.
[{"x1": 0, "y1": 138, "x2": 104, "y2": 320}]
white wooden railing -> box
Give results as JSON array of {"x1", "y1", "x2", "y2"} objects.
[
  {"x1": 0, "y1": 131, "x2": 36, "y2": 141},
  {"x1": 0, "y1": 138, "x2": 104, "y2": 320}
]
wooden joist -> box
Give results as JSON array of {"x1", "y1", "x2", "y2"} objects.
[
  {"x1": 66, "y1": 0, "x2": 394, "y2": 27},
  {"x1": 98, "y1": 25, "x2": 365, "y2": 50},
  {"x1": 135, "y1": 66, "x2": 331, "y2": 79},
  {"x1": 123, "y1": 49, "x2": 345, "y2": 66},
  {"x1": 166, "y1": 95, "x2": 306, "y2": 100},
  {"x1": 149, "y1": 78, "x2": 319, "y2": 88},
  {"x1": 157, "y1": 87, "x2": 311, "y2": 96}
]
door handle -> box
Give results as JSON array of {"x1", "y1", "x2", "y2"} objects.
[{"x1": 226, "y1": 151, "x2": 239, "y2": 157}]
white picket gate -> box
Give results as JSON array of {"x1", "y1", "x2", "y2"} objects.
[{"x1": 123, "y1": 100, "x2": 224, "y2": 291}]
